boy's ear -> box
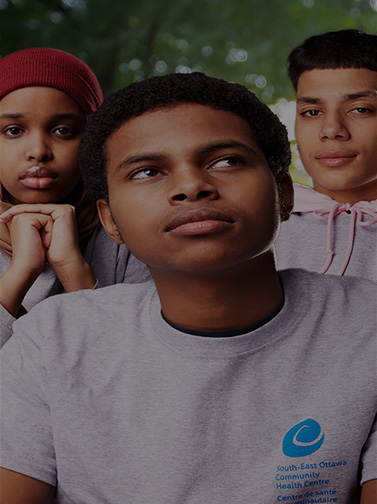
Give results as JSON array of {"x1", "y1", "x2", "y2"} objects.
[
  {"x1": 97, "y1": 199, "x2": 124, "y2": 244},
  {"x1": 277, "y1": 173, "x2": 294, "y2": 222}
]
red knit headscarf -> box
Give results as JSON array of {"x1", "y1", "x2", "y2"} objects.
[{"x1": 0, "y1": 48, "x2": 103, "y2": 256}]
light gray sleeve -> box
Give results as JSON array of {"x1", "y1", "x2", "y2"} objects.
[
  {"x1": 0, "y1": 316, "x2": 57, "y2": 486},
  {"x1": 0, "y1": 303, "x2": 15, "y2": 349},
  {"x1": 83, "y1": 223, "x2": 150, "y2": 286},
  {"x1": 361, "y1": 413, "x2": 377, "y2": 485}
]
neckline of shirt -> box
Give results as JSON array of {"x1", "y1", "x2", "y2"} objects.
[
  {"x1": 149, "y1": 269, "x2": 308, "y2": 359},
  {"x1": 160, "y1": 298, "x2": 284, "y2": 338}
]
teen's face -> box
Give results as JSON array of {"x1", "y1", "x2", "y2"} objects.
[
  {"x1": 0, "y1": 86, "x2": 86, "y2": 204},
  {"x1": 98, "y1": 104, "x2": 291, "y2": 275},
  {"x1": 295, "y1": 68, "x2": 377, "y2": 203}
]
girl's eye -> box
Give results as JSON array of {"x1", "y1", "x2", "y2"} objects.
[
  {"x1": 3, "y1": 126, "x2": 23, "y2": 137},
  {"x1": 131, "y1": 168, "x2": 160, "y2": 180},
  {"x1": 211, "y1": 156, "x2": 243, "y2": 169},
  {"x1": 52, "y1": 126, "x2": 76, "y2": 137}
]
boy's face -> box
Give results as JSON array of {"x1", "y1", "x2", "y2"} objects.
[
  {"x1": 0, "y1": 86, "x2": 86, "y2": 204},
  {"x1": 295, "y1": 68, "x2": 377, "y2": 202},
  {"x1": 98, "y1": 103, "x2": 292, "y2": 275}
]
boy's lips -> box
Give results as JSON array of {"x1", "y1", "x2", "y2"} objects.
[
  {"x1": 20, "y1": 166, "x2": 58, "y2": 189},
  {"x1": 315, "y1": 151, "x2": 357, "y2": 167},
  {"x1": 165, "y1": 208, "x2": 235, "y2": 236}
]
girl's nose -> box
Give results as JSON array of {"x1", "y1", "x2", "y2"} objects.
[{"x1": 25, "y1": 133, "x2": 53, "y2": 163}]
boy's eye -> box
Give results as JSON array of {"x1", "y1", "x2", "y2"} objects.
[
  {"x1": 3, "y1": 126, "x2": 24, "y2": 137},
  {"x1": 211, "y1": 156, "x2": 243, "y2": 169},
  {"x1": 351, "y1": 107, "x2": 374, "y2": 114},
  {"x1": 130, "y1": 168, "x2": 161, "y2": 180},
  {"x1": 301, "y1": 109, "x2": 321, "y2": 117}
]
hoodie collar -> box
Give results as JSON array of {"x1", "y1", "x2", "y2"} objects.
[{"x1": 292, "y1": 184, "x2": 377, "y2": 276}]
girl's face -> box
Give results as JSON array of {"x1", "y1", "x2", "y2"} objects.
[{"x1": 0, "y1": 86, "x2": 86, "y2": 204}]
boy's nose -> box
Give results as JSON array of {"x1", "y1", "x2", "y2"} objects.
[
  {"x1": 168, "y1": 168, "x2": 219, "y2": 203},
  {"x1": 319, "y1": 113, "x2": 350, "y2": 141},
  {"x1": 25, "y1": 133, "x2": 53, "y2": 163}
]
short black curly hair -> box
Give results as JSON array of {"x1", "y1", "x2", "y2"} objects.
[
  {"x1": 79, "y1": 72, "x2": 291, "y2": 201},
  {"x1": 288, "y1": 30, "x2": 377, "y2": 92}
]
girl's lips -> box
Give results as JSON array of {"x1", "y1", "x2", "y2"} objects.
[
  {"x1": 20, "y1": 177, "x2": 59, "y2": 189},
  {"x1": 20, "y1": 166, "x2": 58, "y2": 189}
]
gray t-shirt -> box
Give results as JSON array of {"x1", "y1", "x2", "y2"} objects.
[
  {"x1": 0, "y1": 223, "x2": 150, "y2": 347},
  {"x1": 1, "y1": 269, "x2": 376, "y2": 503}
]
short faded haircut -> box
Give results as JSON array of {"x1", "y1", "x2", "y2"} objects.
[{"x1": 288, "y1": 29, "x2": 377, "y2": 91}]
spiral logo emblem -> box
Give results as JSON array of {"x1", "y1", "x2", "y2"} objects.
[{"x1": 282, "y1": 419, "x2": 325, "y2": 458}]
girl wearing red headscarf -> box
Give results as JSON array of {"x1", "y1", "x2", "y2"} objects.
[{"x1": 0, "y1": 48, "x2": 149, "y2": 346}]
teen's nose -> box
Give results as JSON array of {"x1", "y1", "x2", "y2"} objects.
[
  {"x1": 168, "y1": 167, "x2": 219, "y2": 203},
  {"x1": 319, "y1": 112, "x2": 350, "y2": 141},
  {"x1": 25, "y1": 131, "x2": 53, "y2": 163}
]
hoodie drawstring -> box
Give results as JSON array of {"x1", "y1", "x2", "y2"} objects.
[{"x1": 314, "y1": 203, "x2": 377, "y2": 275}]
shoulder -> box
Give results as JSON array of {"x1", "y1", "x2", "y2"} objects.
[
  {"x1": 281, "y1": 268, "x2": 376, "y2": 331},
  {"x1": 281, "y1": 267, "x2": 376, "y2": 300},
  {"x1": 279, "y1": 270, "x2": 376, "y2": 375},
  {"x1": 10, "y1": 281, "x2": 157, "y2": 346},
  {"x1": 42, "y1": 279, "x2": 156, "y2": 313}
]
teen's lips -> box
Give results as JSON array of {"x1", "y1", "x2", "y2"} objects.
[
  {"x1": 315, "y1": 151, "x2": 357, "y2": 167},
  {"x1": 165, "y1": 208, "x2": 235, "y2": 236},
  {"x1": 19, "y1": 165, "x2": 58, "y2": 189}
]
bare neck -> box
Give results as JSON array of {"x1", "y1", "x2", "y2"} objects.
[
  {"x1": 149, "y1": 252, "x2": 283, "y2": 332},
  {"x1": 312, "y1": 181, "x2": 377, "y2": 204}
]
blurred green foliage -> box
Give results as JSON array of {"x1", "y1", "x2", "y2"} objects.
[{"x1": 1, "y1": 0, "x2": 376, "y2": 183}]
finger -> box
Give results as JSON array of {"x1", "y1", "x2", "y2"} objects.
[
  {"x1": 0, "y1": 204, "x2": 76, "y2": 222},
  {"x1": 11, "y1": 212, "x2": 54, "y2": 233},
  {"x1": 41, "y1": 218, "x2": 54, "y2": 249}
]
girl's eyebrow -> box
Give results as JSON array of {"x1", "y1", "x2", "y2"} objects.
[
  {"x1": 0, "y1": 113, "x2": 84, "y2": 121},
  {"x1": 50, "y1": 113, "x2": 84, "y2": 121}
]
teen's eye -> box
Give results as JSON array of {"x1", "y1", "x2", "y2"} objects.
[
  {"x1": 52, "y1": 126, "x2": 77, "y2": 137},
  {"x1": 210, "y1": 156, "x2": 243, "y2": 169},
  {"x1": 351, "y1": 107, "x2": 374, "y2": 114},
  {"x1": 3, "y1": 126, "x2": 24, "y2": 137},
  {"x1": 300, "y1": 109, "x2": 321, "y2": 117},
  {"x1": 130, "y1": 167, "x2": 161, "y2": 180}
]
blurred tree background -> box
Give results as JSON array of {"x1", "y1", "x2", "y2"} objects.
[{"x1": 1, "y1": 0, "x2": 376, "y2": 183}]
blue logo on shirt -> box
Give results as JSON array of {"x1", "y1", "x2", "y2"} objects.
[{"x1": 283, "y1": 419, "x2": 325, "y2": 458}]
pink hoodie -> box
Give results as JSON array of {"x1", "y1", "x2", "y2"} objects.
[{"x1": 275, "y1": 184, "x2": 377, "y2": 281}]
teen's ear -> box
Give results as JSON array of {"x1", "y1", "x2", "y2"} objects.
[
  {"x1": 97, "y1": 199, "x2": 124, "y2": 244},
  {"x1": 277, "y1": 173, "x2": 294, "y2": 222}
]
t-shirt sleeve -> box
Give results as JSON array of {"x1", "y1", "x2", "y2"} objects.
[
  {"x1": 360, "y1": 412, "x2": 377, "y2": 485},
  {"x1": 0, "y1": 315, "x2": 57, "y2": 486}
]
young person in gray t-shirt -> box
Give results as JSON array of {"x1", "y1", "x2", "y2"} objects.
[{"x1": 1, "y1": 73, "x2": 376, "y2": 503}]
